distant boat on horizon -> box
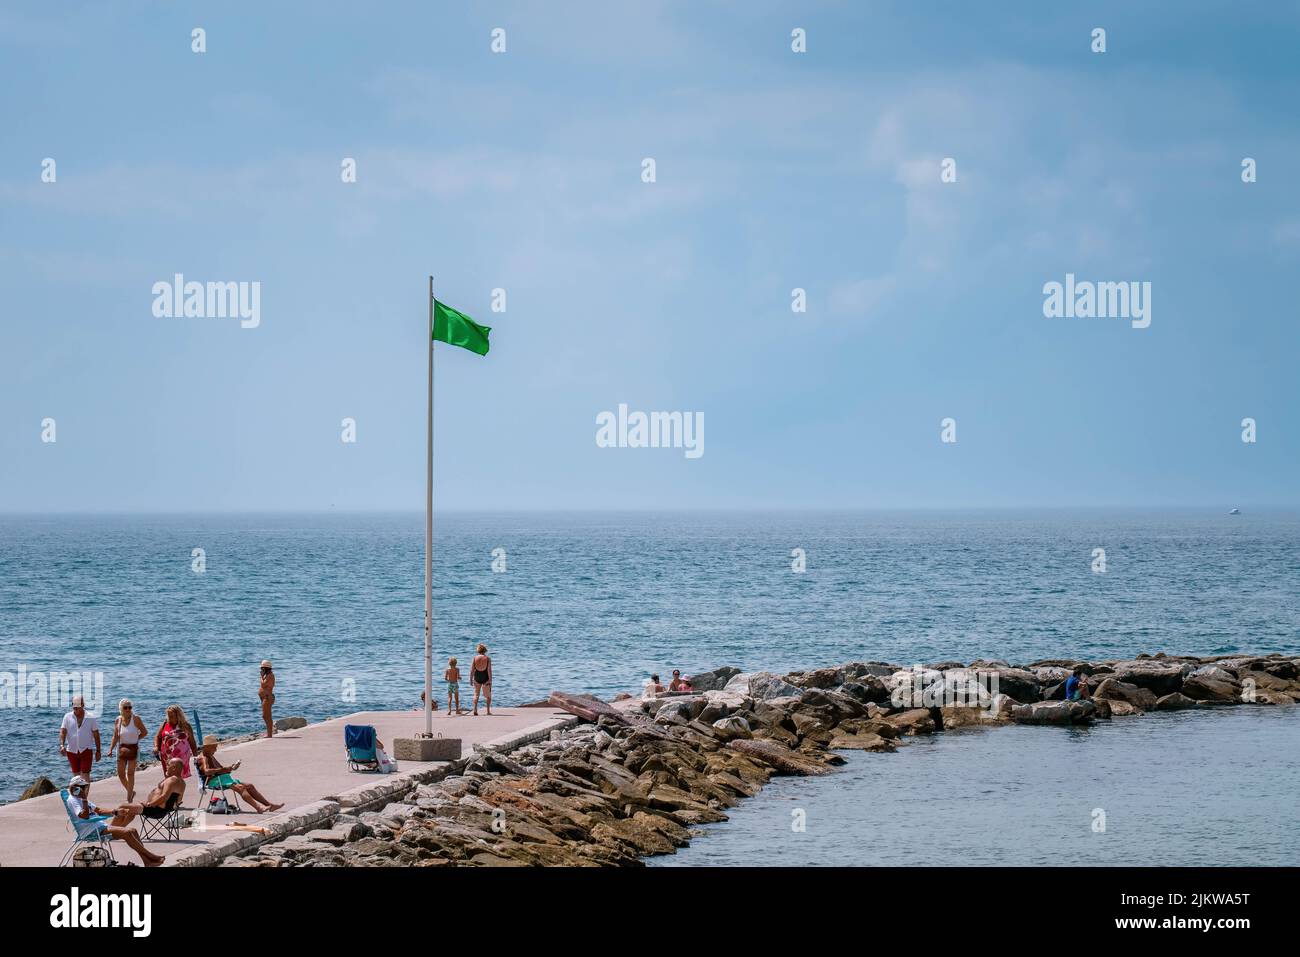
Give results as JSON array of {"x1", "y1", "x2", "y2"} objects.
[{"x1": 1229, "y1": 507, "x2": 1241, "y2": 515}]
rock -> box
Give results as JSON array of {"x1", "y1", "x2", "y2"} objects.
[
  {"x1": 275, "y1": 716, "x2": 308, "y2": 731},
  {"x1": 653, "y1": 699, "x2": 701, "y2": 726},
  {"x1": 1011, "y1": 700, "x2": 1096, "y2": 725},
  {"x1": 1029, "y1": 666, "x2": 1074, "y2": 686},
  {"x1": 710, "y1": 716, "x2": 752, "y2": 741},
  {"x1": 685, "y1": 667, "x2": 741, "y2": 692},
  {"x1": 989, "y1": 668, "x2": 1043, "y2": 703},
  {"x1": 723, "y1": 672, "x2": 803, "y2": 701},
  {"x1": 727, "y1": 739, "x2": 831, "y2": 776},
  {"x1": 827, "y1": 732, "x2": 896, "y2": 752},
  {"x1": 939, "y1": 705, "x2": 1001, "y2": 729},
  {"x1": 839, "y1": 676, "x2": 891, "y2": 704},
  {"x1": 549, "y1": 691, "x2": 632, "y2": 725},
  {"x1": 1093, "y1": 678, "x2": 1158, "y2": 711},
  {"x1": 884, "y1": 668, "x2": 943, "y2": 708},
  {"x1": 988, "y1": 693, "x2": 1018, "y2": 720},
  {"x1": 1110, "y1": 661, "x2": 1190, "y2": 696},
  {"x1": 1105, "y1": 700, "x2": 1141, "y2": 717},
  {"x1": 883, "y1": 708, "x2": 936, "y2": 735},
  {"x1": 1155, "y1": 693, "x2": 1199, "y2": 711},
  {"x1": 787, "y1": 668, "x2": 843, "y2": 690},
  {"x1": 18, "y1": 776, "x2": 57, "y2": 802},
  {"x1": 1181, "y1": 666, "x2": 1241, "y2": 703}
]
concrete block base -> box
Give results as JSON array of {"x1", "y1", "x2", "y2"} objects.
[{"x1": 393, "y1": 736, "x2": 462, "y2": 762}]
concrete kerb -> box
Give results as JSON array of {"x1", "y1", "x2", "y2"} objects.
[{"x1": 165, "y1": 713, "x2": 581, "y2": 867}]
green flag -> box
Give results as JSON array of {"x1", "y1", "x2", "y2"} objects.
[{"x1": 432, "y1": 299, "x2": 491, "y2": 356}]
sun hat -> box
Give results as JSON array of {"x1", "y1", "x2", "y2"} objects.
[
  {"x1": 202, "y1": 734, "x2": 219, "y2": 748},
  {"x1": 260, "y1": 659, "x2": 273, "y2": 669}
]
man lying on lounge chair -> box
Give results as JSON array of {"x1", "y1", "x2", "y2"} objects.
[
  {"x1": 66, "y1": 775, "x2": 165, "y2": 866},
  {"x1": 196, "y1": 735, "x2": 284, "y2": 814}
]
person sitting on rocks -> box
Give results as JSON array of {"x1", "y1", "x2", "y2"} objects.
[
  {"x1": 196, "y1": 736, "x2": 284, "y2": 814},
  {"x1": 1064, "y1": 668, "x2": 1090, "y2": 701},
  {"x1": 65, "y1": 775, "x2": 165, "y2": 867},
  {"x1": 642, "y1": 673, "x2": 665, "y2": 700},
  {"x1": 668, "y1": 670, "x2": 693, "y2": 692}
]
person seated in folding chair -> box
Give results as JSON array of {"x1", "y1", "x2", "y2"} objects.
[
  {"x1": 138, "y1": 758, "x2": 187, "y2": 841},
  {"x1": 196, "y1": 735, "x2": 284, "y2": 814},
  {"x1": 65, "y1": 775, "x2": 164, "y2": 867}
]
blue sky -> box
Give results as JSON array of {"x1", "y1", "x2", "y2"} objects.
[{"x1": 2, "y1": 1, "x2": 1297, "y2": 510}]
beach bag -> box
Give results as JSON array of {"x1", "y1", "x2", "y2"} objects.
[
  {"x1": 72, "y1": 845, "x2": 113, "y2": 867},
  {"x1": 208, "y1": 797, "x2": 233, "y2": 814},
  {"x1": 375, "y1": 746, "x2": 398, "y2": 774}
]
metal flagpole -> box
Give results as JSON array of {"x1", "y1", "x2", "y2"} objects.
[{"x1": 424, "y1": 276, "x2": 434, "y2": 736}]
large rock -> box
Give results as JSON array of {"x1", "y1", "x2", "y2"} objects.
[
  {"x1": 1011, "y1": 700, "x2": 1096, "y2": 725},
  {"x1": 727, "y1": 739, "x2": 831, "y2": 776},
  {"x1": 884, "y1": 668, "x2": 943, "y2": 708},
  {"x1": 1155, "y1": 692, "x2": 1199, "y2": 711},
  {"x1": 1105, "y1": 700, "x2": 1142, "y2": 717},
  {"x1": 787, "y1": 668, "x2": 843, "y2": 690},
  {"x1": 1110, "y1": 661, "x2": 1190, "y2": 696},
  {"x1": 274, "y1": 715, "x2": 308, "y2": 731},
  {"x1": 1029, "y1": 666, "x2": 1074, "y2": 686},
  {"x1": 989, "y1": 668, "x2": 1043, "y2": 703},
  {"x1": 939, "y1": 705, "x2": 993, "y2": 729},
  {"x1": 724, "y1": 672, "x2": 803, "y2": 701},
  {"x1": 19, "y1": 776, "x2": 57, "y2": 801},
  {"x1": 827, "y1": 732, "x2": 896, "y2": 752},
  {"x1": 1181, "y1": 666, "x2": 1241, "y2": 703},
  {"x1": 839, "y1": 676, "x2": 891, "y2": 704},
  {"x1": 883, "y1": 708, "x2": 936, "y2": 735},
  {"x1": 654, "y1": 699, "x2": 701, "y2": 725},
  {"x1": 686, "y1": 666, "x2": 741, "y2": 692},
  {"x1": 1093, "y1": 678, "x2": 1158, "y2": 711},
  {"x1": 711, "y1": 716, "x2": 752, "y2": 741}
]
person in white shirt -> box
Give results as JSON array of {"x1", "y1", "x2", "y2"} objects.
[
  {"x1": 65, "y1": 775, "x2": 163, "y2": 866},
  {"x1": 59, "y1": 695, "x2": 101, "y2": 777}
]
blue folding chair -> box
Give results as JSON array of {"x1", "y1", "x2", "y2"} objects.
[
  {"x1": 59, "y1": 789, "x2": 117, "y2": 867},
  {"x1": 345, "y1": 724, "x2": 380, "y2": 772}
]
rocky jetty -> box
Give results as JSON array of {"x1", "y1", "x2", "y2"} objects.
[{"x1": 223, "y1": 652, "x2": 1298, "y2": 867}]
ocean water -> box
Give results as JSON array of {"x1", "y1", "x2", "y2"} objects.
[
  {"x1": 1, "y1": 508, "x2": 1297, "y2": 803},
  {"x1": 652, "y1": 705, "x2": 1300, "y2": 867}
]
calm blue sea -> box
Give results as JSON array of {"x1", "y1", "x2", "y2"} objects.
[{"x1": 2, "y1": 509, "x2": 1298, "y2": 812}]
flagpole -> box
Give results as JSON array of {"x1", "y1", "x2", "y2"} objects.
[{"x1": 424, "y1": 276, "x2": 434, "y2": 736}]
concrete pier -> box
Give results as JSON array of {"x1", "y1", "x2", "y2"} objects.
[{"x1": 0, "y1": 707, "x2": 576, "y2": 867}]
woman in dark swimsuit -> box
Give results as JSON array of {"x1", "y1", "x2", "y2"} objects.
[{"x1": 471, "y1": 643, "x2": 493, "y2": 716}]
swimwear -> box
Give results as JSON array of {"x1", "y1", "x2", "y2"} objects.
[
  {"x1": 447, "y1": 681, "x2": 460, "y2": 693},
  {"x1": 208, "y1": 773, "x2": 241, "y2": 788},
  {"x1": 473, "y1": 668, "x2": 490, "y2": 684},
  {"x1": 118, "y1": 717, "x2": 142, "y2": 746}
]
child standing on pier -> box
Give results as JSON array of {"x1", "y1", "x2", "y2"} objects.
[{"x1": 445, "y1": 657, "x2": 462, "y2": 716}]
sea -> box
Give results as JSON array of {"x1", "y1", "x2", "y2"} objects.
[{"x1": 2, "y1": 508, "x2": 1297, "y2": 862}]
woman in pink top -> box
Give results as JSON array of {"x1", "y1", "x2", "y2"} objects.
[{"x1": 154, "y1": 704, "x2": 197, "y2": 779}]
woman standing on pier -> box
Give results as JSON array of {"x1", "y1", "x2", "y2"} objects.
[
  {"x1": 471, "y1": 644, "x2": 493, "y2": 716},
  {"x1": 259, "y1": 660, "x2": 276, "y2": 738},
  {"x1": 108, "y1": 698, "x2": 147, "y2": 802}
]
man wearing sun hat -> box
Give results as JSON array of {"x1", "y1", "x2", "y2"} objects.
[{"x1": 259, "y1": 659, "x2": 276, "y2": 738}]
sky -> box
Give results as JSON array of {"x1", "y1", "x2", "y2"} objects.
[{"x1": 1, "y1": 0, "x2": 1298, "y2": 511}]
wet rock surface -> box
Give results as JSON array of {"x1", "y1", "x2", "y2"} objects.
[{"x1": 227, "y1": 651, "x2": 1299, "y2": 867}]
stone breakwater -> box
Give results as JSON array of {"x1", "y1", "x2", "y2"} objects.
[{"x1": 223, "y1": 652, "x2": 1299, "y2": 867}]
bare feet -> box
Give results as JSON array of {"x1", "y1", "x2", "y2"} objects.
[{"x1": 266, "y1": 803, "x2": 284, "y2": 812}]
